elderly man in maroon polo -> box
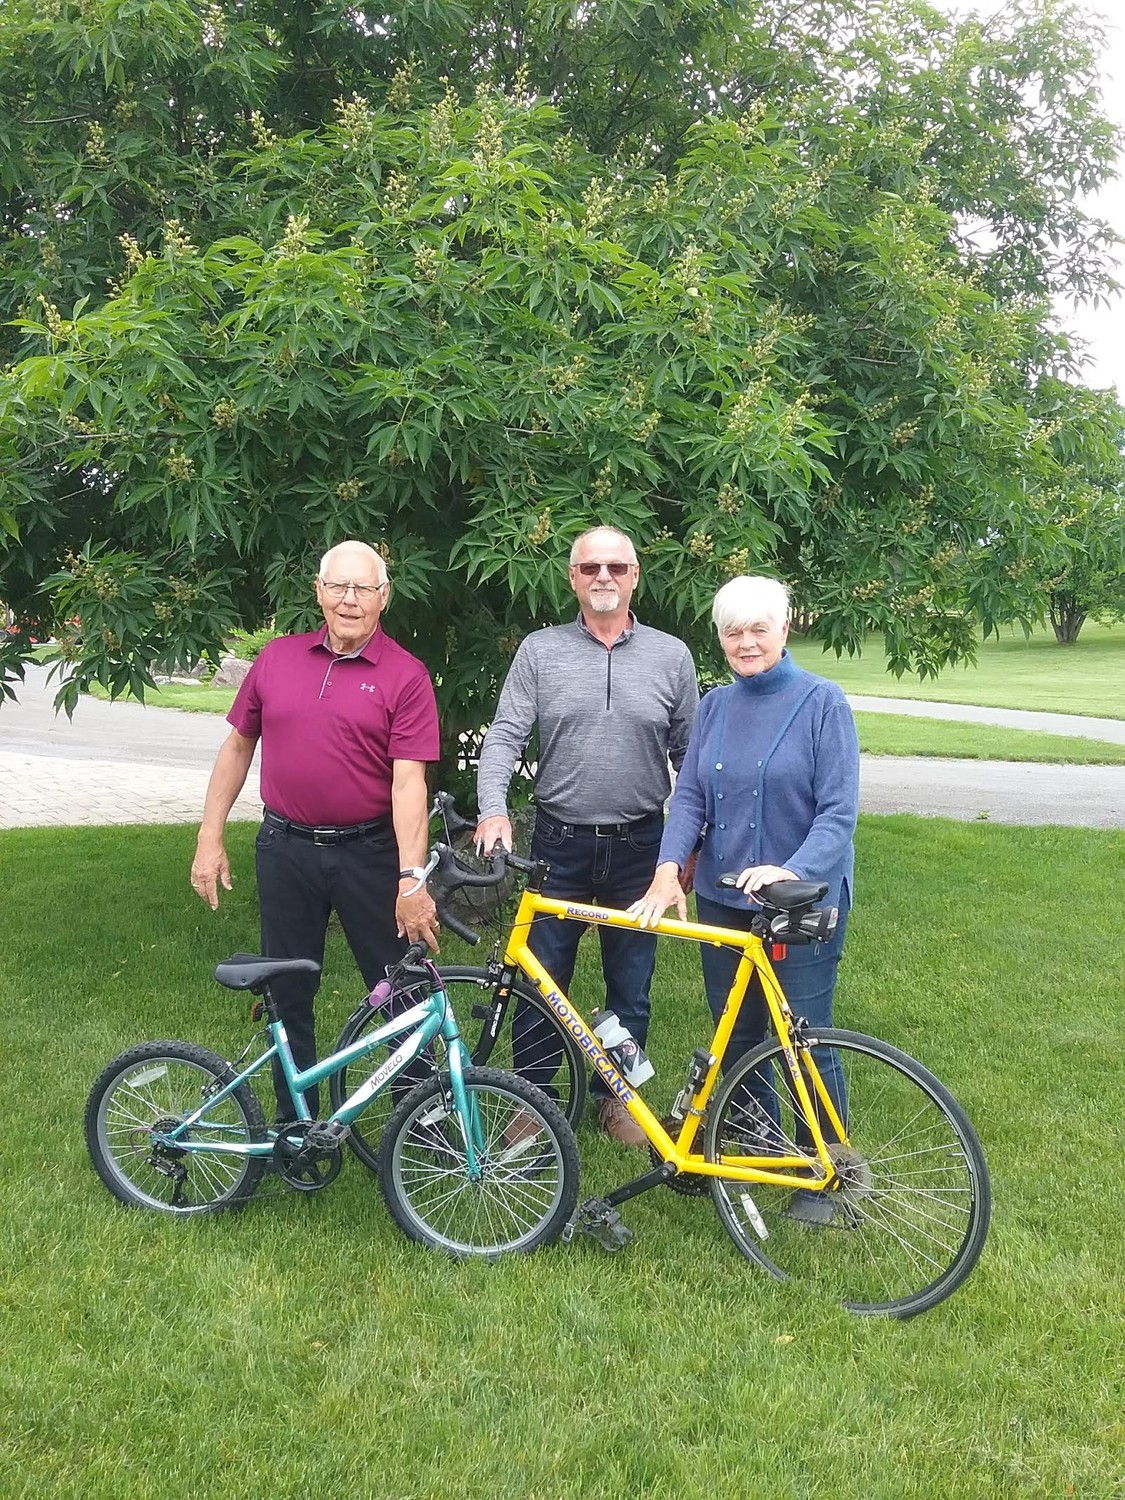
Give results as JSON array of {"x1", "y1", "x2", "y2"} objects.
[{"x1": 191, "y1": 539, "x2": 440, "y2": 1121}]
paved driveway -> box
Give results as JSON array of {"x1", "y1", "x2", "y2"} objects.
[
  {"x1": 2, "y1": 667, "x2": 1124, "y2": 829},
  {"x1": 1, "y1": 667, "x2": 262, "y2": 827},
  {"x1": 857, "y1": 756, "x2": 1124, "y2": 828}
]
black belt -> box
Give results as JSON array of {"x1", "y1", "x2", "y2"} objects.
[
  {"x1": 263, "y1": 808, "x2": 391, "y2": 845},
  {"x1": 540, "y1": 810, "x2": 662, "y2": 839}
]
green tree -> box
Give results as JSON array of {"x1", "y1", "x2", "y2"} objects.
[
  {"x1": 1, "y1": 0, "x2": 1122, "y2": 745},
  {"x1": 1029, "y1": 381, "x2": 1125, "y2": 644}
]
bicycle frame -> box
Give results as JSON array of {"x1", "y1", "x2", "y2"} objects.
[
  {"x1": 152, "y1": 986, "x2": 483, "y2": 1169},
  {"x1": 502, "y1": 889, "x2": 849, "y2": 1191}
]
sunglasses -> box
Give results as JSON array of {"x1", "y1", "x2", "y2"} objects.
[{"x1": 573, "y1": 561, "x2": 634, "y2": 578}]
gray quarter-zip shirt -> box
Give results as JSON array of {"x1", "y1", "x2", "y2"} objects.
[{"x1": 476, "y1": 615, "x2": 699, "y2": 825}]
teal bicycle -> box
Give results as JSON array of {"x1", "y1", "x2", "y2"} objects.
[{"x1": 85, "y1": 939, "x2": 580, "y2": 1257}]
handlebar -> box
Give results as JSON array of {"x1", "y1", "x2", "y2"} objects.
[
  {"x1": 431, "y1": 790, "x2": 477, "y2": 837},
  {"x1": 416, "y1": 794, "x2": 547, "y2": 945},
  {"x1": 429, "y1": 841, "x2": 542, "y2": 945}
]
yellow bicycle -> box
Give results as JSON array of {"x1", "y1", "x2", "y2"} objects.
[{"x1": 334, "y1": 797, "x2": 990, "y2": 1316}]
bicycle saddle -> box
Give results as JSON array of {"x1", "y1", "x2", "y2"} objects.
[
  {"x1": 715, "y1": 877, "x2": 829, "y2": 909},
  {"x1": 213, "y1": 954, "x2": 322, "y2": 993}
]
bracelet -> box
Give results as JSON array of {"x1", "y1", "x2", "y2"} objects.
[{"x1": 399, "y1": 867, "x2": 427, "y2": 882}]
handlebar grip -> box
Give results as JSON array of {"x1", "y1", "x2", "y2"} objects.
[
  {"x1": 437, "y1": 907, "x2": 479, "y2": 946},
  {"x1": 402, "y1": 939, "x2": 429, "y2": 966},
  {"x1": 716, "y1": 873, "x2": 739, "y2": 889}
]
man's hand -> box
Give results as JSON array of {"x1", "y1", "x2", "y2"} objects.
[
  {"x1": 191, "y1": 728, "x2": 256, "y2": 910},
  {"x1": 627, "y1": 861, "x2": 687, "y2": 929},
  {"x1": 191, "y1": 839, "x2": 232, "y2": 911},
  {"x1": 473, "y1": 814, "x2": 513, "y2": 856},
  {"x1": 396, "y1": 883, "x2": 440, "y2": 952},
  {"x1": 734, "y1": 864, "x2": 798, "y2": 899}
]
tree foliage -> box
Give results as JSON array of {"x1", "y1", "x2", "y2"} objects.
[
  {"x1": 1028, "y1": 381, "x2": 1125, "y2": 643},
  {"x1": 1, "y1": 0, "x2": 1122, "y2": 746}
]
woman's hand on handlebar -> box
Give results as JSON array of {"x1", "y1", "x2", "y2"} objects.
[
  {"x1": 473, "y1": 814, "x2": 513, "y2": 856},
  {"x1": 627, "y1": 861, "x2": 687, "y2": 929}
]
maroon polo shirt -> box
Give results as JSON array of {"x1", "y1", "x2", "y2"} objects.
[{"x1": 228, "y1": 626, "x2": 439, "y2": 825}]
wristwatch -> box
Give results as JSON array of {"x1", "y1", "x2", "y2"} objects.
[{"x1": 398, "y1": 867, "x2": 427, "y2": 883}]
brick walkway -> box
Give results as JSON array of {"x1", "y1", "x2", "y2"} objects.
[{"x1": 1, "y1": 667, "x2": 261, "y2": 828}]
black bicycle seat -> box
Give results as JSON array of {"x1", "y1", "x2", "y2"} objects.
[
  {"x1": 715, "y1": 877, "x2": 828, "y2": 909},
  {"x1": 213, "y1": 954, "x2": 322, "y2": 993}
]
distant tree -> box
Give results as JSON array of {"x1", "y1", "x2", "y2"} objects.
[
  {"x1": 1, "y1": 0, "x2": 1122, "y2": 738},
  {"x1": 1029, "y1": 382, "x2": 1125, "y2": 644}
]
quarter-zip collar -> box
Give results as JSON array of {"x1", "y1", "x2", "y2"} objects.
[{"x1": 576, "y1": 611, "x2": 636, "y2": 709}]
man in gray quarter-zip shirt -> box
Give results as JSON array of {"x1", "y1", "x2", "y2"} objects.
[{"x1": 475, "y1": 526, "x2": 698, "y2": 1147}]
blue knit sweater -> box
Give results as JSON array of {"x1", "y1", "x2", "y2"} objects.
[{"x1": 658, "y1": 651, "x2": 859, "y2": 912}]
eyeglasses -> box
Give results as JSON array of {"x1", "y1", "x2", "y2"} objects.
[
  {"x1": 573, "y1": 561, "x2": 635, "y2": 578},
  {"x1": 320, "y1": 580, "x2": 387, "y2": 600}
]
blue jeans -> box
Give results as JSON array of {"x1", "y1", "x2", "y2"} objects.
[
  {"x1": 695, "y1": 892, "x2": 849, "y2": 1144},
  {"x1": 520, "y1": 809, "x2": 661, "y2": 1099}
]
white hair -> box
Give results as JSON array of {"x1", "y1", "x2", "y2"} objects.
[
  {"x1": 568, "y1": 526, "x2": 638, "y2": 565},
  {"x1": 711, "y1": 575, "x2": 790, "y2": 634},
  {"x1": 318, "y1": 540, "x2": 387, "y2": 585}
]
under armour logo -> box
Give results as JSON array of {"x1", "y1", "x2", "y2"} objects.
[{"x1": 360, "y1": 682, "x2": 377, "y2": 693}]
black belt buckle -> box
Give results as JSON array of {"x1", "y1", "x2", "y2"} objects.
[
  {"x1": 312, "y1": 826, "x2": 342, "y2": 846},
  {"x1": 593, "y1": 823, "x2": 626, "y2": 838}
]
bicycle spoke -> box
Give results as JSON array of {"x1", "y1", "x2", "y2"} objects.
[
  {"x1": 378, "y1": 1069, "x2": 578, "y2": 1256},
  {"x1": 706, "y1": 1031, "x2": 989, "y2": 1316},
  {"x1": 86, "y1": 1044, "x2": 267, "y2": 1216}
]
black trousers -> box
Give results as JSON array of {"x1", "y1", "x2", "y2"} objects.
[{"x1": 255, "y1": 819, "x2": 405, "y2": 1118}]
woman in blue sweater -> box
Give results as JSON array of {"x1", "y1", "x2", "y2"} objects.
[{"x1": 630, "y1": 576, "x2": 860, "y2": 1196}]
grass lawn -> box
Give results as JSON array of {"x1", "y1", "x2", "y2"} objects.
[
  {"x1": 789, "y1": 619, "x2": 1125, "y2": 718},
  {"x1": 853, "y1": 713, "x2": 1125, "y2": 763},
  {"x1": 2, "y1": 819, "x2": 1122, "y2": 1498},
  {"x1": 85, "y1": 679, "x2": 242, "y2": 713}
]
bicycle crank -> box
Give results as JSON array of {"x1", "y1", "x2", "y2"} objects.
[{"x1": 272, "y1": 1120, "x2": 344, "y2": 1192}]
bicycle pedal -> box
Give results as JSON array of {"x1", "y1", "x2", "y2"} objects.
[{"x1": 562, "y1": 1196, "x2": 634, "y2": 1253}]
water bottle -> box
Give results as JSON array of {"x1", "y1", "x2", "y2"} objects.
[{"x1": 592, "y1": 1010, "x2": 655, "y2": 1086}]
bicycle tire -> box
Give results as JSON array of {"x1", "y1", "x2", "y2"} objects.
[
  {"x1": 85, "y1": 1040, "x2": 268, "y2": 1215},
  {"x1": 378, "y1": 1067, "x2": 580, "y2": 1257},
  {"x1": 704, "y1": 1028, "x2": 991, "y2": 1317},
  {"x1": 329, "y1": 966, "x2": 586, "y2": 1175}
]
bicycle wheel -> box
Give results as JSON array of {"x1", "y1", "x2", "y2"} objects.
[
  {"x1": 378, "y1": 1067, "x2": 580, "y2": 1257},
  {"x1": 330, "y1": 966, "x2": 586, "y2": 1175},
  {"x1": 86, "y1": 1040, "x2": 268, "y2": 1215},
  {"x1": 705, "y1": 1029, "x2": 990, "y2": 1317}
]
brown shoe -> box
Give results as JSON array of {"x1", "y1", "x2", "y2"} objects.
[
  {"x1": 503, "y1": 1107, "x2": 542, "y2": 1153},
  {"x1": 596, "y1": 1098, "x2": 646, "y2": 1148}
]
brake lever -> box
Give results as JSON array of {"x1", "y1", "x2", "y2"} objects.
[{"x1": 401, "y1": 847, "x2": 441, "y2": 898}]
